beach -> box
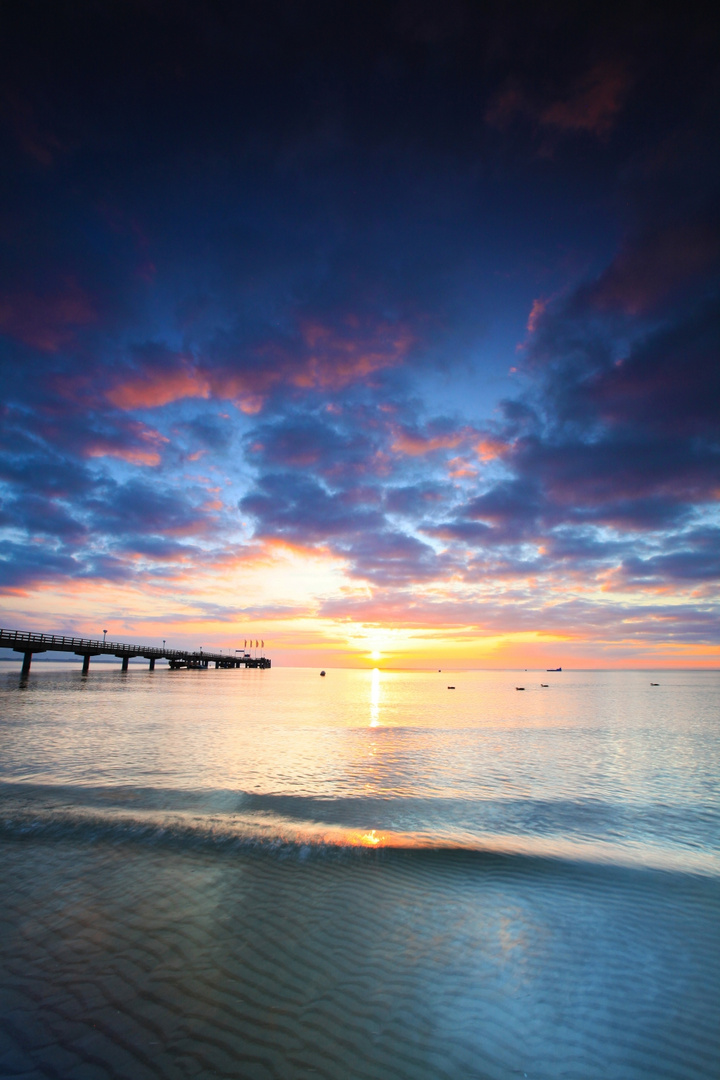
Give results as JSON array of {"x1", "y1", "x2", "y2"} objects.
[{"x1": 1, "y1": 665, "x2": 719, "y2": 1078}]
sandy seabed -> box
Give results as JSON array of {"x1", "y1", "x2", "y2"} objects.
[{"x1": 1, "y1": 836, "x2": 719, "y2": 1080}]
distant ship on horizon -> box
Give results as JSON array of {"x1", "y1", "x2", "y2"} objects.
[{"x1": 546, "y1": 666, "x2": 562, "y2": 672}]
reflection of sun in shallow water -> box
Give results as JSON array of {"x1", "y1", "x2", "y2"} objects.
[
  {"x1": 370, "y1": 667, "x2": 381, "y2": 727},
  {"x1": 362, "y1": 829, "x2": 381, "y2": 845}
]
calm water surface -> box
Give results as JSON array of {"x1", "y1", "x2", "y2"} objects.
[{"x1": 1, "y1": 664, "x2": 719, "y2": 1079}]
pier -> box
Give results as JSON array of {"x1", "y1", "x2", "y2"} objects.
[{"x1": 0, "y1": 628, "x2": 271, "y2": 676}]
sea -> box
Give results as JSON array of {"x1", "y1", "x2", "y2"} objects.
[{"x1": 0, "y1": 663, "x2": 718, "y2": 1079}]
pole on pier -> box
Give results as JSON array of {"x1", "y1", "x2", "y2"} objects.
[
  {"x1": 149, "y1": 657, "x2": 155, "y2": 671},
  {"x1": 21, "y1": 651, "x2": 32, "y2": 677},
  {"x1": 82, "y1": 654, "x2": 90, "y2": 675},
  {"x1": 121, "y1": 656, "x2": 129, "y2": 672}
]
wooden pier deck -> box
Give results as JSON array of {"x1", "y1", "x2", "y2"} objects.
[{"x1": 0, "y1": 628, "x2": 270, "y2": 676}]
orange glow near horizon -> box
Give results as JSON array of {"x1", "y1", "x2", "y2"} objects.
[
  {"x1": 2, "y1": 580, "x2": 718, "y2": 669},
  {"x1": 1, "y1": 536, "x2": 718, "y2": 669}
]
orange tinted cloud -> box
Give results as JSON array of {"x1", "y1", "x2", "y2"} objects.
[
  {"x1": 106, "y1": 317, "x2": 413, "y2": 414},
  {"x1": 527, "y1": 297, "x2": 546, "y2": 332},
  {"x1": 291, "y1": 318, "x2": 414, "y2": 390},
  {"x1": 392, "y1": 426, "x2": 473, "y2": 457},
  {"x1": 85, "y1": 422, "x2": 169, "y2": 467},
  {"x1": 107, "y1": 367, "x2": 211, "y2": 409},
  {"x1": 475, "y1": 437, "x2": 508, "y2": 462},
  {"x1": 86, "y1": 446, "x2": 162, "y2": 467},
  {"x1": 447, "y1": 456, "x2": 478, "y2": 478}
]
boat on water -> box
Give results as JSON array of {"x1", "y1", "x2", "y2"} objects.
[{"x1": 546, "y1": 666, "x2": 562, "y2": 672}]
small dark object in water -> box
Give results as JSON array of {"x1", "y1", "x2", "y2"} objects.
[
  {"x1": 651, "y1": 682, "x2": 659, "y2": 686},
  {"x1": 516, "y1": 686, "x2": 525, "y2": 690},
  {"x1": 320, "y1": 670, "x2": 326, "y2": 676},
  {"x1": 447, "y1": 685, "x2": 455, "y2": 689},
  {"x1": 541, "y1": 683, "x2": 548, "y2": 687}
]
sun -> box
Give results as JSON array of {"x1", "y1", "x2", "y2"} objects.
[{"x1": 370, "y1": 649, "x2": 382, "y2": 661}]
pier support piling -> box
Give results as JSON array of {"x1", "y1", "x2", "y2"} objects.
[
  {"x1": 21, "y1": 652, "x2": 32, "y2": 677},
  {"x1": 121, "y1": 656, "x2": 129, "y2": 672},
  {"x1": 81, "y1": 654, "x2": 90, "y2": 675},
  {"x1": 148, "y1": 657, "x2": 155, "y2": 671}
]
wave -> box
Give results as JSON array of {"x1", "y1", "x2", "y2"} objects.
[{"x1": 1, "y1": 779, "x2": 718, "y2": 876}]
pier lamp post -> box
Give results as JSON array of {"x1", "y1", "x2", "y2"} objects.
[
  {"x1": 163, "y1": 639, "x2": 165, "y2": 651},
  {"x1": 103, "y1": 629, "x2": 107, "y2": 645}
]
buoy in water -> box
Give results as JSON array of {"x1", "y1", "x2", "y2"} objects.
[{"x1": 320, "y1": 670, "x2": 326, "y2": 676}]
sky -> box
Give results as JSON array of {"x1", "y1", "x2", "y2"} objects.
[{"x1": 1, "y1": 1, "x2": 719, "y2": 668}]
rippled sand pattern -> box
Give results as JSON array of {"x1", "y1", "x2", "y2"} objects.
[{"x1": 1, "y1": 837, "x2": 719, "y2": 1080}]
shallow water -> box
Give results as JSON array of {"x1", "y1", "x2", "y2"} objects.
[{"x1": 1, "y1": 664, "x2": 719, "y2": 1078}]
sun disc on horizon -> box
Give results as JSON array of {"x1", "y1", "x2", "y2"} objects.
[{"x1": 370, "y1": 650, "x2": 382, "y2": 660}]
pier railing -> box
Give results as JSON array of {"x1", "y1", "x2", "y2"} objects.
[{"x1": 0, "y1": 628, "x2": 270, "y2": 675}]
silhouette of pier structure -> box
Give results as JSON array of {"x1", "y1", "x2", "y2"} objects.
[{"x1": 1, "y1": 628, "x2": 270, "y2": 677}]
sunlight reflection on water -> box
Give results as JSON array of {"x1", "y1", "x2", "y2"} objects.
[{"x1": 0, "y1": 664, "x2": 718, "y2": 871}]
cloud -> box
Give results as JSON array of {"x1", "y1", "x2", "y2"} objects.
[
  {"x1": 85, "y1": 421, "x2": 170, "y2": 467},
  {"x1": 240, "y1": 472, "x2": 384, "y2": 545},
  {"x1": 84, "y1": 479, "x2": 220, "y2": 541},
  {"x1": 0, "y1": 0, "x2": 718, "y2": 645},
  {"x1": 104, "y1": 316, "x2": 415, "y2": 415},
  {"x1": 384, "y1": 482, "x2": 447, "y2": 518},
  {"x1": 584, "y1": 217, "x2": 720, "y2": 318},
  {"x1": 390, "y1": 423, "x2": 473, "y2": 456},
  {"x1": 540, "y1": 64, "x2": 630, "y2": 136},
  {"x1": 615, "y1": 528, "x2": 720, "y2": 586},
  {"x1": 0, "y1": 281, "x2": 95, "y2": 352},
  {"x1": 0, "y1": 541, "x2": 81, "y2": 591},
  {"x1": 106, "y1": 366, "x2": 211, "y2": 410},
  {"x1": 245, "y1": 413, "x2": 376, "y2": 476},
  {"x1": 486, "y1": 63, "x2": 631, "y2": 139}
]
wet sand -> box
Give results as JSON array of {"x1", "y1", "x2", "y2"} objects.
[{"x1": 1, "y1": 836, "x2": 719, "y2": 1080}]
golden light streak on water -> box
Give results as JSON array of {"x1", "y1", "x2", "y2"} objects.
[{"x1": 369, "y1": 666, "x2": 381, "y2": 726}]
